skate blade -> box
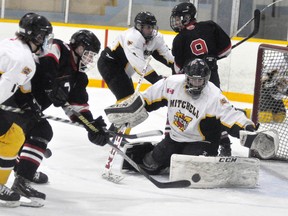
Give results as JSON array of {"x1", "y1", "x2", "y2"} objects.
[
  {"x1": 102, "y1": 172, "x2": 125, "y2": 184},
  {"x1": 20, "y1": 196, "x2": 45, "y2": 207},
  {"x1": 0, "y1": 200, "x2": 20, "y2": 208}
]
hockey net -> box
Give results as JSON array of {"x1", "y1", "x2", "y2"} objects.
[{"x1": 251, "y1": 44, "x2": 288, "y2": 160}]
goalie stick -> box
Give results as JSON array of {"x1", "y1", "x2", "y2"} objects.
[
  {"x1": 102, "y1": 56, "x2": 153, "y2": 183},
  {"x1": 107, "y1": 140, "x2": 191, "y2": 188},
  {"x1": 0, "y1": 104, "x2": 162, "y2": 139}
]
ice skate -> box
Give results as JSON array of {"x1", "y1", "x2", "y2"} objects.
[
  {"x1": 11, "y1": 175, "x2": 45, "y2": 207},
  {"x1": 32, "y1": 171, "x2": 48, "y2": 184},
  {"x1": 0, "y1": 184, "x2": 20, "y2": 208},
  {"x1": 218, "y1": 144, "x2": 232, "y2": 157}
]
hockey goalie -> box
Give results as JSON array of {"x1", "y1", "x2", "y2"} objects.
[{"x1": 105, "y1": 59, "x2": 279, "y2": 188}]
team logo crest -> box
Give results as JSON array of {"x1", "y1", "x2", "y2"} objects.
[
  {"x1": 173, "y1": 110, "x2": 192, "y2": 131},
  {"x1": 21, "y1": 66, "x2": 32, "y2": 75}
]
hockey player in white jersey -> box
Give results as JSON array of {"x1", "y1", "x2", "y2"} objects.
[
  {"x1": 98, "y1": 11, "x2": 174, "y2": 101},
  {"x1": 0, "y1": 12, "x2": 53, "y2": 207},
  {"x1": 98, "y1": 11, "x2": 174, "y2": 136},
  {"x1": 106, "y1": 59, "x2": 279, "y2": 174}
]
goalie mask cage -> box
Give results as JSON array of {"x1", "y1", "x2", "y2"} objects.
[{"x1": 251, "y1": 44, "x2": 288, "y2": 160}]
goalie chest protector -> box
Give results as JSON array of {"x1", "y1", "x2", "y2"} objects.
[{"x1": 169, "y1": 154, "x2": 260, "y2": 188}]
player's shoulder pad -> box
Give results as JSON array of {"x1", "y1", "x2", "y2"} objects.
[{"x1": 125, "y1": 28, "x2": 145, "y2": 47}]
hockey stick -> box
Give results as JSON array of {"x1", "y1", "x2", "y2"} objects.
[
  {"x1": 102, "y1": 124, "x2": 127, "y2": 183},
  {"x1": 0, "y1": 104, "x2": 162, "y2": 139},
  {"x1": 103, "y1": 56, "x2": 153, "y2": 182},
  {"x1": 107, "y1": 140, "x2": 191, "y2": 188},
  {"x1": 232, "y1": 9, "x2": 260, "y2": 49},
  {"x1": 231, "y1": 0, "x2": 283, "y2": 37}
]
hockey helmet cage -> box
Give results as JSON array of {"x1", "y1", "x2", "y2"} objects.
[
  {"x1": 183, "y1": 58, "x2": 211, "y2": 99},
  {"x1": 70, "y1": 29, "x2": 101, "y2": 72},
  {"x1": 170, "y1": 2, "x2": 197, "y2": 32},
  {"x1": 134, "y1": 11, "x2": 158, "y2": 41},
  {"x1": 18, "y1": 12, "x2": 53, "y2": 53}
]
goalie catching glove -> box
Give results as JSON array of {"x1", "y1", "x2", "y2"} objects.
[
  {"x1": 239, "y1": 129, "x2": 279, "y2": 159},
  {"x1": 104, "y1": 92, "x2": 148, "y2": 128}
]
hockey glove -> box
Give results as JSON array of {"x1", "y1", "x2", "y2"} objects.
[
  {"x1": 87, "y1": 116, "x2": 109, "y2": 146},
  {"x1": 20, "y1": 94, "x2": 44, "y2": 122},
  {"x1": 46, "y1": 76, "x2": 70, "y2": 107},
  {"x1": 46, "y1": 85, "x2": 68, "y2": 107},
  {"x1": 244, "y1": 124, "x2": 256, "y2": 132}
]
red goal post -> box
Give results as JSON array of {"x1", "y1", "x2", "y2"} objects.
[{"x1": 251, "y1": 44, "x2": 288, "y2": 160}]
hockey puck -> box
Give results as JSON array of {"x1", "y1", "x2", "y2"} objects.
[
  {"x1": 191, "y1": 173, "x2": 201, "y2": 183},
  {"x1": 44, "y1": 148, "x2": 52, "y2": 158}
]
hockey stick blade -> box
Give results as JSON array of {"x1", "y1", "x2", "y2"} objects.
[
  {"x1": 107, "y1": 140, "x2": 191, "y2": 188},
  {"x1": 232, "y1": 9, "x2": 260, "y2": 49},
  {"x1": 102, "y1": 172, "x2": 125, "y2": 184},
  {"x1": 113, "y1": 130, "x2": 163, "y2": 139}
]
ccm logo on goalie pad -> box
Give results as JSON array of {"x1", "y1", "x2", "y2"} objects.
[{"x1": 219, "y1": 157, "x2": 237, "y2": 162}]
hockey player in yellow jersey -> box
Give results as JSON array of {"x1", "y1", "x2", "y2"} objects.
[{"x1": 0, "y1": 12, "x2": 53, "y2": 207}]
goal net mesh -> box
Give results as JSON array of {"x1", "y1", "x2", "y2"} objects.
[{"x1": 251, "y1": 44, "x2": 288, "y2": 160}]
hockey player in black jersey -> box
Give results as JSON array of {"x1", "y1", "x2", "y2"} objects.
[
  {"x1": 12, "y1": 29, "x2": 109, "y2": 207},
  {"x1": 170, "y1": 2, "x2": 232, "y2": 156}
]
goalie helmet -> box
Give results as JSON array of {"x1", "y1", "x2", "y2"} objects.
[
  {"x1": 70, "y1": 29, "x2": 101, "y2": 72},
  {"x1": 18, "y1": 12, "x2": 53, "y2": 53},
  {"x1": 170, "y1": 2, "x2": 197, "y2": 32},
  {"x1": 134, "y1": 11, "x2": 158, "y2": 41},
  {"x1": 183, "y1": 58, "x2": 211, "y2": 99}
]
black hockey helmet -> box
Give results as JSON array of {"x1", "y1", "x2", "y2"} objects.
[
  {"x1": 70, "y1": 29, "x2": 101, "y2": 72},
  {"x1": 183, "y1": 58, "x2": 211, "y2": 99},
  {"x1": 134, "y1": 11, "x2": 158, "y2": 41},
  {"x1": 170, "y1": 2, "x2": 197, "y2": 32},
  {"x1": 70, "y1": 29, "x2": 101, "y2": 54},
  {"x1": 18, "y1": 12, "x2": 53, "y2": 52}
]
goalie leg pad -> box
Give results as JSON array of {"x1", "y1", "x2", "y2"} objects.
[
  {"x1": 121, "y1": 142, "x2": 155, "y2": 172},
  {"x1": 170, "y1": 154, "x2": 260, "y2": 188},
  {"x1": 105, "y1": 93, "x2": 148, "y2": 128},
  {"x1": 240, "y1": 129, "x2": 279, "y2": 159}
]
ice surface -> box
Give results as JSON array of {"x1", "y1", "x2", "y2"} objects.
[{"x1": 3, "y1": 88, "x2": 288, "y2": 216}]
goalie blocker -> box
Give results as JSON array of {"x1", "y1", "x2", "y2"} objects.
[{"x1": 104, "y1": 93, "x2": 148, "y2": 128}]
